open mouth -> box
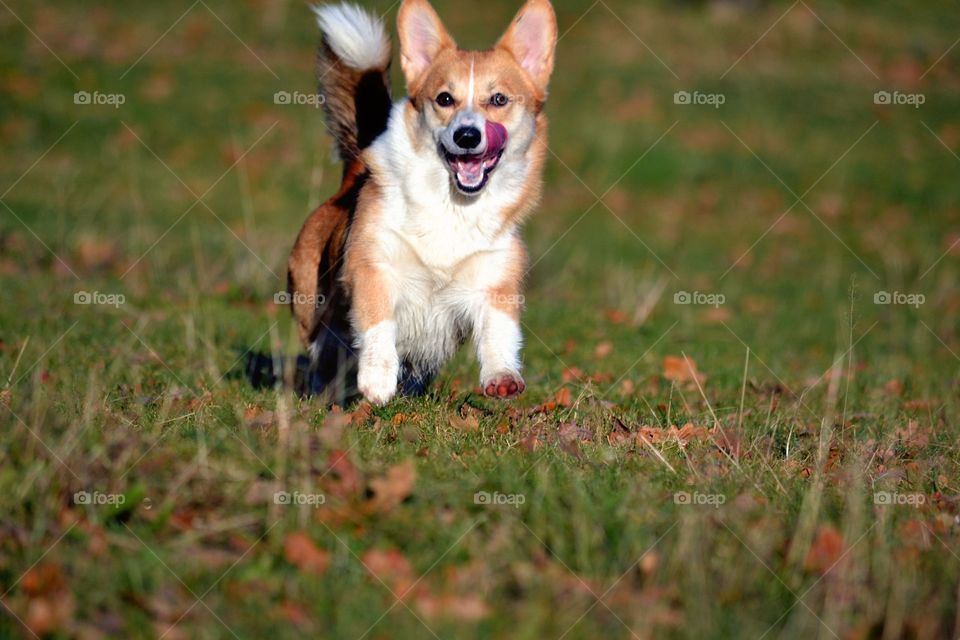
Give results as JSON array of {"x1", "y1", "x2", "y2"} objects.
[
  {"x1": 443, "y1": 121, "x2": 508, "y2": 195},
  {"x1": 445, "y1": 149, "x2": 504, "y2": 194}
]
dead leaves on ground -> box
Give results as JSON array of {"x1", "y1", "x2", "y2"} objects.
[
  {"x1": 662, "y1": 355, "x2": 706, "y2": 386},
  {"x1": 368, "y1": 460, "x2": 416, "y2": 512},
  {"x1": 361, "y1": 548, "x2": 490, "y2": 622},
  {"x1": 283, "y1": 532, "x2": 330, "y2": 575}
]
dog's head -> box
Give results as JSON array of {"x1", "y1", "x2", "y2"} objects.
[{"x1": 397, "y1": 0, "x2": 557, "y2": 196}]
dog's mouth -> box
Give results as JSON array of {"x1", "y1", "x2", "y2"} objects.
[
  {"x1": 443, "y1": 122, "x2": 508, "y2": 195},
  {"x1": 445, "y1": 149, "x2": 504, "y2": 194}
]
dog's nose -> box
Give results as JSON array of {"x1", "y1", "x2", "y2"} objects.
[{"x1": 453, "y1": 126, "x2": 482, "y2": 150}]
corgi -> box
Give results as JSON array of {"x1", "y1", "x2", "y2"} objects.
[{"x1": 287, "y1": 0, "x2": 557, "y2": 405}]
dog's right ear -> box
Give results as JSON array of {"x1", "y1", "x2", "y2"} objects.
[{"x1": 397, "y1": 0, "x2": 456, "y2": 91}]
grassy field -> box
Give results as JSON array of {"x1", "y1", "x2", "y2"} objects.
[{"x1": 2, "y1": 0, "x2": 960, "y2": 637}]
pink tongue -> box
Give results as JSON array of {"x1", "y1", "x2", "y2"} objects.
[{"x1": 485, "y1": 121, "x2": 508, "y2": 155}]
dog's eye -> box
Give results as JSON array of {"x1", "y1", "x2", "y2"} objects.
[
  {"x1": 490, "y1": 93, "x2": 509, "y2": 107},
  {"x1": 435, "y1": 92, "x2": 455, "y2": 107}
]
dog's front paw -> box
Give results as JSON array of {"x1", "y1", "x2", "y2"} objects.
[
  {"x1": 482, "y1": 371, "x2": 525, "y2": 400},
  {"x1": 358, "y1": 357, "x2": 399, "y2": 405}
]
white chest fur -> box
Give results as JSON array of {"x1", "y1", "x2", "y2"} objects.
[{"x1": 361, "y1": 101, "x2": 526, "y2": 373}]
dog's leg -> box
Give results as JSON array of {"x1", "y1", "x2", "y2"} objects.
[
  {"x1": 474, "y1": 241, "x2": 527, "y2": 400},
  {"x1": 351, "y1": 267, "x2": 400, "y2": 406},
  {"x1": 476, "y1": 306, "x2": 525, "y2": 399}
]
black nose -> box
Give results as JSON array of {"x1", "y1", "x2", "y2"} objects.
[{"x1": 453, "y1": 127, "x2": 482, "y2": 150}]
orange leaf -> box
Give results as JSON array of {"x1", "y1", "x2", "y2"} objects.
[
  {"x1": 369, "y1": 460, "x2": 416, "y2": 512},
  {"x1": 284, "y1": 533, "x2": 330, "y2": 575},
  {"x1": 804, "y1": 525, "x2": 844, "y2": 575},
  {"x1": 662, "y1": 356, "x2": 705, "y2": 385}
]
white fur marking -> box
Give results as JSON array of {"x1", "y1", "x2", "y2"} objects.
[
  {"x1": 357, "y1": 320, "x2": 399, "y2": 405},
  {"x1": 476, "y1": 309, "x2": 522, "y2": 383},
  {"x1": 467, "y1": 56, "x2": 476, "y2": 107},
  {"x1": 313, "y1": 3, "x2": 390, "y2": 70}
]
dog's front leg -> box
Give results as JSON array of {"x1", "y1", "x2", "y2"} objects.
[
  {"x1": 474, "y1": 245, "x2": 527, "y2": 399},
  {"x1": 476, "y1": 302, "x2": 525, "y2": 399},
  {"x1": 351, "y1": 267, "x2": 400, "y2": 406}
]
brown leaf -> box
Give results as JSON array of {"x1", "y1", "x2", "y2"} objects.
[
  {"x1": 662, "y1": 356, "x2": 705, "y2": 385},
  {"x1": 363, "y1": 549, "x2": 416, "y2": 597},
  {"x1": 712, "y1": 427, "x2": 743, "y2": 458},
  {"x1": 804, "y1": 525, "x2": 844, "y2": 575},
  {"x1": 416, "y1": 593, "x2": 489, "y2": 621},
  {"x1": 325, "y1": 450, "x2": 363, "y2": 498},
  {"x1": 283, "y1": 533, "x2": 330, "y2": 575},
  {"x1": 594, "y1": 341, "x2": 613, "y2": 359},
  {"x1": 369, "y1": 460, "x2": 416, "y2": 512},
  {"x1": 350, "y1": 401, "x2": 374, "y2": 426},
  {"x1": 450, "y1": 414, "x2": 479, "y2": 432}
]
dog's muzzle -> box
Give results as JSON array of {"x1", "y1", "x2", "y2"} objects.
[{"x1": 442, "y1": 120, "x2": 508, "y2": 195}]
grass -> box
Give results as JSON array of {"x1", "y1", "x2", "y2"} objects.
[{"x1": 2, "y1": 0, "x2": 960, "y2": 638}]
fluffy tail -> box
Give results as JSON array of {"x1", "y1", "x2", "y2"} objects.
[{"x1": 312, "y1": 3, "x2": 393, "y2": 164}]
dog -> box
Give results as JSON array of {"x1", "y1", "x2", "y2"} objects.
[{"x1": 287, "y1": 0, "x2": 557, "y2": 405}]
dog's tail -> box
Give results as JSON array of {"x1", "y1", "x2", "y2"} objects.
[{"x1": 312, "y1": 3, "x2": 393, "y2": 165}]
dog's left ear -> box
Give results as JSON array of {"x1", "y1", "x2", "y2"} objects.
[
  {"x1": 497, "y1": 0, "x2": 557, "y2": 95},
  {"x1": 398, "y1": 0, "x2": 456, "y2": 92}
]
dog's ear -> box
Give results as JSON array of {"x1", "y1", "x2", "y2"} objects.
[
  {"x1": 397, "y1": 0, "x2": 456, "y2": 90},
  {"x1": 497, "y1": 0, "x2": 557, "y2": 95}
]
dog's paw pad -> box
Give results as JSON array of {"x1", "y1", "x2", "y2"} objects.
[{"x1": 482, "y1": 372, "x2": 525, "y2": 400}]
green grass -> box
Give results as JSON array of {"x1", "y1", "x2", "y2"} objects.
[{"x1": 2, "y1": 0, "x2": 960, "y2": 638}]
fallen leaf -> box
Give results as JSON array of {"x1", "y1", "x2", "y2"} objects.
[
  {"x1": 662, "y1": 356, "x2": 705, "y2": 385},
  {"x1": 284, "y1": 533, "x2": 330, "y2": 575},
  {"x1": 416, "y1": 593, "x2": 489, "y2": 621},
  {"x1": 450, "y1": 414, "x2": 479, "y2": 432},
  {"x1": 369, "y1": 460, "x2": 416, "y2": 512},
  {"x1": 325, "y1": 450, "x2": 363, "y2": 498},
  {"x1": 804, "y1": 525, "x2": 844, "y2": 575},
  {"x1": 362, "y1": 548, "x2": 415, "y2": 597},
  {"x1": 594, "y1": 342, "x2": 613, "y2": 359},
  {"x1": 350, "y1": 402, "x2": 374, "y2": 426}
]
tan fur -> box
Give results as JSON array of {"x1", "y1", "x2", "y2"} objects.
[{"x1": 288, "y1": 0, "x2": 557, "y2": 403}]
